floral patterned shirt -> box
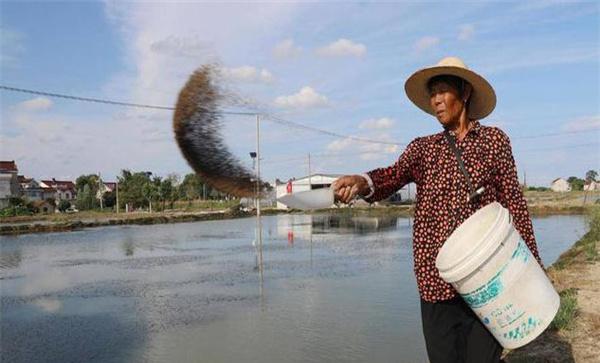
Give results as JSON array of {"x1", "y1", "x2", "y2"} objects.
[{"x1": 364, "y1": 120, "x2": 542, "y2": 302}]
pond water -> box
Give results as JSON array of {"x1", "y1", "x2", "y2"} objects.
[{"x1": 0, "y1": 213, "x2": 587, "y2": 363}]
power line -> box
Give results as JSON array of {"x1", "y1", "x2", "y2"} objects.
[
  {"x1": 0, "y1": 84, "x2": 401, "y2": 145},
  {"x1": 512, "y1": 129, "x2": 598, "y2": 139},
  {"x1": 0, "y1": 85, "x2": 256, "y2": 115},
  {"x1": 2, "y1": 85, "x2": 596, "y2": 145},
  {"x1": 518, "y1": 142, "x2": 599, "y2": 153},
  {"x1": 262, "y1": 113, "x2": 403, "y2": 146}
]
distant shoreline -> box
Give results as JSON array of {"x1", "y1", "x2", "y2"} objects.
[{"x1": 0, "y1": 204, "x2": 594, "y2": 236}]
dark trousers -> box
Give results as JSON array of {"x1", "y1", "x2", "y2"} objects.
[{"x1": 421, "y1": 296, "x2": 503, "y2": 363}]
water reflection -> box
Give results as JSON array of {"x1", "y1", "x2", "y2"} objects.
[
  {"x1": 276, "y1": 214, "x2": 402, "y2": 243},
  {"x1": 122, "y1": 238, "x2": 135, "y2": 257},
  {"x1": 0, "y1": 248, "x2": 22, "y2": 270},
  {"x1": 0, "y1": 213, "x2": 587, "y2": 363}
]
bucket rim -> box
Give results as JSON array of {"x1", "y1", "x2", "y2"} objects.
[{"x1": 436, "y1": 202, "x2": 510, "y2": 282}]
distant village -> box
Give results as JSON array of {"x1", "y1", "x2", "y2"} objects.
[
  {"x1": 1, "y1": 160, "x2": 598, "y2": 215},
  {"x1": 0, "y1": 161, "x2": 117, "y2": 214}
]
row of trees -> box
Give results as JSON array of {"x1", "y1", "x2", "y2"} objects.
[{"x1": 73, "y1": 170, "x2": 238, "y2": 212}]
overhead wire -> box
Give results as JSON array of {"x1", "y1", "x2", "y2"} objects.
[
  {"x1": 0, "y1": 85, "x2": 402, "y2": 145},
  {"x1": 1, "y1": 84, "x2": 597, "y2": 148}
]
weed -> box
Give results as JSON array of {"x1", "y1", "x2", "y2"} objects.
[{"x1": 550, "y1": 288, "x2": 578, "y2": 331}]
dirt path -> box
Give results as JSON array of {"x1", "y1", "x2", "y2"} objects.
[{"x1": 505, "y1": 224, "x2": 599, "y2": 362}]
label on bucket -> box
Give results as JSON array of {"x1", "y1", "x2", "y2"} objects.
[
  {"x1": 460, "y1": 239, "x2": 529, "y2": 308},
  {"x1": 455, "y1": 235, "x2": 558, "y2": 349}
]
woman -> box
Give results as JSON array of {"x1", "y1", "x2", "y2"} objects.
[{"x1": 333, "y1": 57, "x2": 542, "y2": 363}]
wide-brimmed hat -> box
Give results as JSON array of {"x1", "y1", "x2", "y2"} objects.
[{"x1": 404, "y1": 57, "x2": 496, "y2": 120}]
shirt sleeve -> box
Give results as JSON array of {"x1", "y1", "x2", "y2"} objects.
[
  {"x1": 363, "y1": 138, "x2": 421, "y2": 203},
  {"x1": 494, "y1": 129, "x2": 543, "y2": 267}
]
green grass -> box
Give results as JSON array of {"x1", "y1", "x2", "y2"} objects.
[
  {"x1": 554, "y1": 206, "x2": 600, "y2": 270},
  {"x1": 550, "y1": 288, "x2": 578, "y2": 331}
]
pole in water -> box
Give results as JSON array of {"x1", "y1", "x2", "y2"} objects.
[
  {"x1": 256, "y1": 114, "x2": 263, "y2": 276},
  {"x1": 308, "y1": 153, "x2": 311, "y2": 189}
]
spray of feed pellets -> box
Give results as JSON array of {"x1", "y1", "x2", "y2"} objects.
[{"x1": 173, "y1": 65, "x2": 268, "y2": 197}]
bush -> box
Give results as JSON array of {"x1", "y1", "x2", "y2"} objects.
[
  {"x1": 550, "y1": 288, "x2": 578, "y2": 331},
  {"x1": 0, "y1": 205, "x2": 33, "y2": 217},
  {"x1": 58, "y1": 200, "x2": 71, "y2": 212},
  {"x1": 526, "y1": 186, "x2": 550, "y2": 192},
  {"x1": 8, "y1": 197, "x2": 25, "y2": 207}
]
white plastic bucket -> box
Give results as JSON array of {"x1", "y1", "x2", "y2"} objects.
[{"x1": 436, "y1": 202, "x2": 559, "y2": 349}]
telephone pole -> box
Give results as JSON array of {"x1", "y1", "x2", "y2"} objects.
[
  {"x1": 256, "y1": 114, "x2": 263, "y2": 276},
  {"x1": 308, "y1": 153, "x2": 312, "y2": 189}
]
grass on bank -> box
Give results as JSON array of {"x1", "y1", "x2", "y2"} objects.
[
  {"x1": 554, "y1": 206, "x2": 600, "y2": 270},
  {"x1": 551, "y1": 288, "x2": 579, "y2": 331},
  {"x1": 547, "y1": 207, "x2": 599, "y2": 331}
]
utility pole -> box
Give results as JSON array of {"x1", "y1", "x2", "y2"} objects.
[
  {"x1": 98, "y1": 172, "x2": 103, "y2": 210},
  {"x1": 256, "y1": 114, "x2": 263, "y2": 277},
  {"x1": 308, "y1": 153, "x2": 312, "y2": 190},
  {"x1": 116, "y1": 181, "x2": 119, "y2": 213}
]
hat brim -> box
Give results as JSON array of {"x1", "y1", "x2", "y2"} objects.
[{"x1": 404, "y1": 66, "x2": 496, "y2": 120}]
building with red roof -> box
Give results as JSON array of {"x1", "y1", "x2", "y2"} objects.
[{"x1": 40, "y1": 179, "x2": 77, "y2": 201}]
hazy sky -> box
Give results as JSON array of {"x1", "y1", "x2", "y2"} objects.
[{"x1": 1, "y1": 1, "x2": 599, "y2": 186}]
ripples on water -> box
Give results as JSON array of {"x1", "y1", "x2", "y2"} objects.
[{"x1": 0, "y1": 213, "x2": 586, "y2": 363}]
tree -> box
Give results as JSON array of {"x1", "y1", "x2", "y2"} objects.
[
  {"x1": 76, "y1": 184, "x2": 95, "y2": 210},
  {"x1": 75, "y1": 174, "x2": 100, "y2": 210},
  {"x1": 159, "y1": 178, "x2": 175, "y2": 210},
  {"x1": 567, "y1": 176, "x2": 585, "y2": 191},
  {"x1": 142, "y1": 178, "x2": 160, "y2": 212},
  {"x1": 179, "y1": 173, "x2": 202, "y2": 200},
  {"x1": 117, "y1": 170, "x2": 152, "y2": 210},
  {"x1": 585, "y1": 170, "x2": 598, "y2": 183},
  {"x1": 58, "y1": 200, "x2": 71, "y2": 212},
  {"x1": 103, "y1": 191, "x2": 116, "y2": 208},
  {"x1": 165, "y1": 173, "x2": 180, "y2": 209}
]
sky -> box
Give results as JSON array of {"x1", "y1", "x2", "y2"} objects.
[{"x1": 1, "y1": 0, "x2": 599, "y2": 187}]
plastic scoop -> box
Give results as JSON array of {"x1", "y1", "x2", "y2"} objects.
[{"x1": 277, "y1": 187, "x2": 335, "y2": 210}]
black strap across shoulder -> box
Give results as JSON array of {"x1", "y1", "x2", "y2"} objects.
[{"x1": 444, "y1": 130, "x2": 480, "y2": 202}]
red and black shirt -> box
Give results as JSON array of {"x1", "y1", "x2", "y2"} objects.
[{"x1": 364, "y1": 120, "x2": 542, "y2": 302}]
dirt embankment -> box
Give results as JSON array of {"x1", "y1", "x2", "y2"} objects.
[
  {"x1": 1, "y1": 191, "x2": 597, "y2": 236},
  {"x1": 505, "y1": 208, "x2": 600, "y2": 363},
  {"x1": 0, "y1": 207, "x2": 264, "y2": 235}
]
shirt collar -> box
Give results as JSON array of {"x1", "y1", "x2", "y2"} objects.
[{"x1": 434, "y1": 120, "x2": 482, "y2": 144}]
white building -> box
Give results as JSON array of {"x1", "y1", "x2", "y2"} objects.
[
  {"x1": 19, "y1": 177, "x2": 56, "y2": 201},
  {"x1": 584, "y1": 180, "x2": 599, "y2": 191},
  {"x1": 40, "y1": 179, "x2": 77, "y2": 201},
  {"x1": 0, "y1": 161, "x2": 20, "y2": 208},
  {"x1": 550, "y1": 178, "x2": 571, "y2": 192},
  {"x1": 275, "y1": 173, "x2": 416, "y2": 209}
]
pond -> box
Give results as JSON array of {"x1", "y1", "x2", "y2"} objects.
[{"x1": 0, "y1": 213, "x2": 588, "y2": 362}]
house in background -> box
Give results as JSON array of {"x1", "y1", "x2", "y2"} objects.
[
  {"x1": 0, "y1": 161, "x2": 20, "y2": 208},
  {"x1": 19, "y1": 176, "x2": 56, "y2": 201},
  {"x1": 584, "y1": 180, "x2": 599, "y2": 191},
  {"x1": 31, "y1": 200, "x2": 55, "y2": 214},
  {"x1": 274, "y1": 173, "x2": 416, "y2": 210},
  {"x1": 40, "y1": 179, "x2": 77, "y2": 201},
  {"x1": 103, "y1": 182, "x2": 117, "y2": 193},
  {"x1": 550, "y1": 178, "x2": 571, "y2": 192}
]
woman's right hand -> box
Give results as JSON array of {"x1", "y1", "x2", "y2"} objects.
[{"x1": 332, "y1": 175, "x2": 370, "y2": 204}]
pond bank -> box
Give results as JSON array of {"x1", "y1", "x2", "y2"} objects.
[
  {"x1": 0, "y1": 204, "x2": 594, "y2": 236},
  {"x1": 505, "y1": 208, "x2": 600, "y2": 363}
]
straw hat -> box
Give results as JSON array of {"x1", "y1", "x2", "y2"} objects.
[{"x1": 404, "y1": 57, "x2": 496, "y2": 120}]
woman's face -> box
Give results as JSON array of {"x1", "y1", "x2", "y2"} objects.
[{"x1": 429, "y1": 80, "x2": 465, "y2": 127}]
